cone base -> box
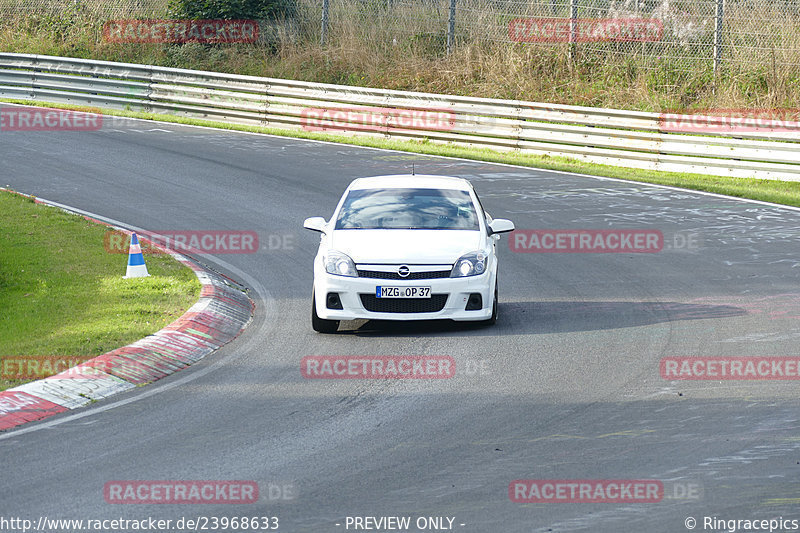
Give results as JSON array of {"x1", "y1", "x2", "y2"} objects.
[{"x1": 124, "y1": 265, "x2": 150, "y2": 278}]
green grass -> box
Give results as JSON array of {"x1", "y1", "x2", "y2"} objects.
[
  {"x1": 0, "y1": 190, "x2": 201, "y2": 390},
  {"x1": 4, "y1": 98, "x2": 799, "y2": 208}
]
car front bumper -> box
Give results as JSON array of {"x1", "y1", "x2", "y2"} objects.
[{"x1": 313, "y1": 266, "x2": 496, "y2": 322}]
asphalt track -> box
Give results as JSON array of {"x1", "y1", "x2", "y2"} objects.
[{"x1": 2, "y1": 113, "x2": 800, "y2": 533}]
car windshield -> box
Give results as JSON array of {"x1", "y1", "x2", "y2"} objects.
[{"x1": 335, "y1": 187, "x2": 480, "y2": 230}]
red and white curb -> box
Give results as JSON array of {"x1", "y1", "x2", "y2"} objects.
[{"x1": 0, "y1": 191, "x2": 254, "y2": 431}]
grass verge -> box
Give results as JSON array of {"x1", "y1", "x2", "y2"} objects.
[
  {"x1": 4, "y1": 98, "x2": 800, "y2": 208},
  {"x1": 0, "y1": 189, "x2": 201, "y2": 391}
]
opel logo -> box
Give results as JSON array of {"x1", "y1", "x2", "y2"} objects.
[{"x1": 398, "y1": 265, "x2": 410, "y2": 277}]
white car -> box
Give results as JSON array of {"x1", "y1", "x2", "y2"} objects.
[{"x1": 303, "y1": 175, "x2": 515, "y2": 333}]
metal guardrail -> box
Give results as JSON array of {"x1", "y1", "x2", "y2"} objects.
[{"x1": 1, "y1": 53, "x2": 799, "y2": 181}]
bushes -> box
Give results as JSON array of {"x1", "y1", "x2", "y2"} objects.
[
  {"x1": 167, "y1": 0, "x2": 297, "y2": 21},
  {"x1": 166, "y1": 0, "x2": 298, "y2": 53}
]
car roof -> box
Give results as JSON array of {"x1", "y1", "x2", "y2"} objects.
[{"x1": 348, "y1": 175, "x2": 472, "y2": 191}]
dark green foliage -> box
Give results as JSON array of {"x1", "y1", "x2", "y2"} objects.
[{"x1": 167, "y1": 0, "x2": 297, "y2": 21}]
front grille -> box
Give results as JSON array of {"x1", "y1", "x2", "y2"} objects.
[
  {"x1": 358, "y1": 269, "x2": 451, "y2": 280},
  {"x1": 360, "y1": 294, "x2": 448, "y2": 313}
]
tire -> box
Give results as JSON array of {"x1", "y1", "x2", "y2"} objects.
[
  {"x1": 482, "y1": 281, "x2": 498, "y2": 326},
  {"x1": 312, "y1": 291, "x2": 339, "y2": 333}
]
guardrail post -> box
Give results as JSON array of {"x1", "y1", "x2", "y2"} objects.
[
  {"x1": 712, "y1": 0, "x2": 724, "y2": 76},
  {"x1": 321, "y1": 0, "x2": 330, "y2": 46},
  {"x1": 568, "y1": 0, "x2": 578, "y2": 63},
  {"x1": 446, "y1": 0, "x2": 456, "y2": 55}
]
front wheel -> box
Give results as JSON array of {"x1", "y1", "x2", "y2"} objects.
[{"x1": 312, "y1": 291, "x2": 339, "y2": 333}]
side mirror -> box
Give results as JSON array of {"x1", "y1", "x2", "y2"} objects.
[
  {"x1": 488, "y1": 218, "x2": 515, "y2": 235},
  {"x1": 303, "y1": 217, "x2": 328, "y2": 233}
]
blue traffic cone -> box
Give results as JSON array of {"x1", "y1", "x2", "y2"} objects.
[{"x1": 123, "y1": 232, "x2": 150, "y2": 278}]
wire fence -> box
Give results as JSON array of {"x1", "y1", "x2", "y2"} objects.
[
  {"x1": 2, "y1": 0, "x2": 800, "y2": 72},
  {"x1": 306, "y1": 0, "x2": 800, "y2": 71},
  {"x1": 0, "y1": 0, "x2": 166, "y2": 17}
]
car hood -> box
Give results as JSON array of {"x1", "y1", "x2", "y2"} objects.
[{"x1": 329, "y1": 229, "x2": 483, "y2": 264}]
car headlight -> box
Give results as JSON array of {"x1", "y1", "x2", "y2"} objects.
[
  {"x1": 324, "y1": 251, "x2": 357, "y2": 277},
  {"x1": 450, "y1": 251, "x2": 489, "y2": 277}
]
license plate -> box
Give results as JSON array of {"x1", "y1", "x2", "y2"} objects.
[{"x1": 376, "y1": 286, "x2": 431, "y2": 299}]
